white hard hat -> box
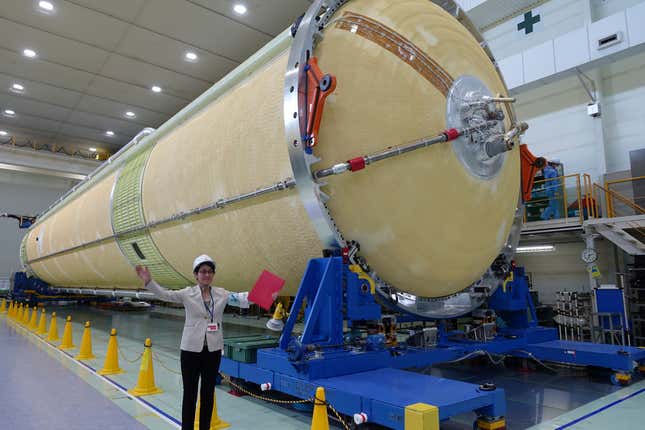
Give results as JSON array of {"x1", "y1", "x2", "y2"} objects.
[{"x1": 193, "y1": 254, "x2": 216, "y2": 272}]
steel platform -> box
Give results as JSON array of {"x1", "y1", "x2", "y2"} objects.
[
  {"x1": 221, "y1": 357, "x2": 505, "y2": 429},
  {"x1": 522, "y1": 340, "x2": 645, "y2": 371}
]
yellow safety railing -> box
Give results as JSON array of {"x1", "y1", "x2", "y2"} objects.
[
  {"x1": 582, "y1": 173, "x2": 598, "y2": 219},
  {"x1": 523, "y1": 173, "x2": 589, "y2": 224},
  {"x1": 602, "y1": 176, "x2": 645, "y2": 218}
]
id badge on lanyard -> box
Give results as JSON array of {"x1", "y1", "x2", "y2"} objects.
[{"x1": 205, "y1": 289, "x2": 217, "y2": 332}]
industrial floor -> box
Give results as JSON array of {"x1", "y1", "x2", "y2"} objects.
[{"x1": 1, "y1": 304, "x2": 644, "y2": 430}]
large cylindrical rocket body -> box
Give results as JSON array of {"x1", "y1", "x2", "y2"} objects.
[{"x1": 22, "y1": 0, "x2": 520, "y2": 305}]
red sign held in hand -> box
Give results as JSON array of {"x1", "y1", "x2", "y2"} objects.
[{"x1": 248, "y1": 270, "x2": 285, "y2": 311}]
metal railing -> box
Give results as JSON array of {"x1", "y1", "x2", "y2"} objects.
[
  {"x1": 523, "y1": 173, "x2": 587, "y2": 225},
  {"x1": 602, "y1": 176, "x2": 645, "y2": 218},
  {"x1": 522, "y1": 173, "x2": 645, "y2": 227}
]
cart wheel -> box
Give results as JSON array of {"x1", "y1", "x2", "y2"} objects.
[
  {"x1": 610, "y1": 374, "x2": 618, "y2": 385},
  {"x1": 611, "y1": 373, "x2": 631, "y2": 386}
]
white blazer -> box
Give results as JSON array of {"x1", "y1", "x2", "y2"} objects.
[{"x1": 145, "y1": 280, "x2": 248, "y2": 353}]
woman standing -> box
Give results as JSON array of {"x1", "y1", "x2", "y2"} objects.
[{"x1": 135, "y1": 254, "x2": 265, "y2": 430}]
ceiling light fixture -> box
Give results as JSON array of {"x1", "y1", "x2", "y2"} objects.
[
  {"x1": 38, "y1": 1, "x2": 55, "y2": 12},
  {"x1": 23, "y1": 48, "x2": 37, "y2": 58},
  {"x1": 0, "y1": 130, "x2": 8, "y2": 136},
  {"x1": 124, "y1": 111, "x2": 136, "y2": 118},
  {"x1": 233, "y1": 4, "x2": 247, "y2": 15},
  {"x1": 89, "y1": 147, "x2": 97, "y2": 152},
  {"x1": 105, "y1": 130, "x2": 115, "y2": 136},
  {"x1": 4, "y1": 109, "x2": 16, "y2": 116},
  {"x1": 516, "y1": 245, "x2": 556, "y2": 254},
  {"x1": 184, "y1": 51, "x2": 198, "y2": 62},
  {"x1": 151, "y1": 85, "x2": 162, "y2": 93}
]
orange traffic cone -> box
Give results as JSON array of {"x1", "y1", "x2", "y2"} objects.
[
  {"x1": 59, "y1": 316, "x2": 75, "y2": 350},
  {"x1": 311, "y1": 387, "x2": 329, "y2": 430},
  {"x1": 29, "y1": 306, "x2": 39, "y2": 331},
  {"x1": 194, "y1": 390, "x2": 230, "y2": 429},
  {"x1": 75, "y1": 321, "x2": 96, "y2": 360},
  {"x1": 98, "y1": 329, "x2": 124, "y2": 375},
  {"x1": 47, "y1": 312, "x2": 60, "y2": 342},
  {"x1": 36, "y1": 309, "x2": 47, "y2": 335},
  {"x1": 7, "y1": 301, "x2": 13, "y2": 318},
  {"x1": 0, "y1": 298, "x2": 6, "y2": 314},
  {"x1": 128, "y1": 338, "x2": 162, "y2": 396}
]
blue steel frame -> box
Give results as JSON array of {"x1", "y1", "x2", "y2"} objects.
[
  {"x1": 222, "y1": 257, "x2": 506, "y2": 428},
  {"x1": 459, "y1": 267, "x2": 645, "y2": 372},
  {"x1": 221, "y1": 260, "x2": 645, "y2": 429}
]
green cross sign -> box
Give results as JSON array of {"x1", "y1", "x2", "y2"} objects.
[{"x1": 517, "y1": 11, "x2": 541, "y2": 35}]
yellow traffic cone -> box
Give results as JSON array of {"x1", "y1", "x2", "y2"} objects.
[
  {"x1": 0, "y1": 298, "x2": 6, "y2": 314},
  {"x1": 194, "y1": 391, "x2": 230, "y2": 429},
  {"x1": 36, "y1": 309, "x2": 47, "y2": 335},
  {"x1": 75, "y1": 321, "x2": 96, "y2": 360},
  {"x1": 29, "y1": 307, "x2": 39, "y2": 331},
  {"x1": 7, "y1": 301, "x2": 13, "y2": 318},
  {"x1": 19, "y1": 303, "x2": 25, "y2": 323},
  {"x1": 98, "y1": 329, "x2": 124, "y2": 375},
  {"x1": 19, "y1": 304, "x2": 26, "y2": 324},
  {"x1": 311, "y1": 387, "x2": 329, "y2": 430},
  {"x1": 59, "y1": 316, "x2": 75, "y2": 350},
  {"x1": 47, "y1": 312, "x2": 60, "y2": 342},
  {"x1": 128, "y1": 338, "x2": 162, "y2": 396},
  {"x1": 11, "y1": 303, "x2": 18, "y2": 320},
  {"x1": 23, "y1": 304, "x2": 31, "y2": 325}
]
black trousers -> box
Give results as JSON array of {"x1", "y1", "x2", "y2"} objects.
[{"x1": 180, "y1": 346, "x2": 222, "y2": 430}]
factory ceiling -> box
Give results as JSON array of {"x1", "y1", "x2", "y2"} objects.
[{"x1": 0, "y1": 0, "x2": 312, "y2": 157}]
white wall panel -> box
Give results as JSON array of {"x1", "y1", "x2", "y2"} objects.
[
  {"x1": 483, "y1": 0, "x2": 587, "y2": 60},
  {"x1": 523, "y1": 40, "x2": 556, "y2": 82},
  {"x1": 627, "y1": 2, "x2": 645, "y2": 46},
  {"x1": 601, "y1": 50, "x2": 645, "y2": 173},
  {"x1": 554, "y1": 27, "x2": 591, "y2": 72},
  {"x1": 497, "y1": 53, "x2": 524, "y2": 89}
]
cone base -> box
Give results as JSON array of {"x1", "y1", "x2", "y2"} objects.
[
  {"x1": 75, "y1": 353, "x2": 96, "y2": 360},
  {"x1": 128, "y1": 387, "x2": 163, "y2": 397},
  {"x1": 59, "y1": 344, "x2": 76, "y2": 350},
  {"x1": 46, "y1": 336, "x2": 60, "y2": 342},
  {"x1": 98, "y1": 368, "x2": 125, "y2": 376},
  {"x1": 211, "y1": 419, "x2": 231, "y2": 429}
]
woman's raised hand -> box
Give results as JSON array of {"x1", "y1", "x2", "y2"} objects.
[{"x1": 135, "y1": 265, "x2": 151, "y2": 284}]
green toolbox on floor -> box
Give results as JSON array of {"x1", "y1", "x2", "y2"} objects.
[{"x1": 224, "y1": 335, "x2": 279, "y2": 363}]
